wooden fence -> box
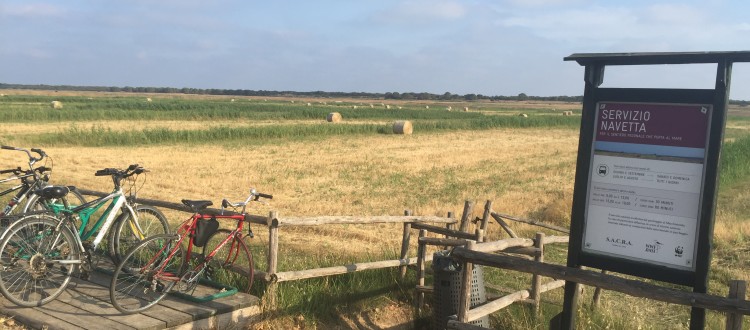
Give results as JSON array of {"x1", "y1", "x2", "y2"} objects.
[
  {"x1": 77, "y1": 189, "x2": 747, "y2": 329},
  {"x1": 77, "y1": 189, "x2": 457, "y2": 306},
  {"x1": 448, "y1": 241, "x2": 749, "y2": 329}
]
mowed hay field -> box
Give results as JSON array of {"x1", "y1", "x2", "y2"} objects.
[{"x1": 2, "y1": 91, "x2": 750, "y2": 329}]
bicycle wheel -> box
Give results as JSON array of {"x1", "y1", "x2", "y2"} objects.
[
  {"x1": 23, "y1": 188, "x2": 87, "y2": 213},
  {"x1": 201, "y1": 229, "x2": 254, "y2": 293},
  {"x1": 0, "y1": 213, "x2": 80, "y2": 307},
  {"x1": 110, "y1": 234, "x2": 184, "y2": 314},
  {"x1": 109, "y1": 205, "x2": 170, "y2": 264}
]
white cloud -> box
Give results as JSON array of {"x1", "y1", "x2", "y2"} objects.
[
  {"x1": 644, "y1": 4, "x2": 708, "y2": 24},
  {"x1": 372, "y1": 1, "x2": 467, "y2": 24},
  {"x1": 503, "y1": 0, "x2": 585, "y2": 8},
  {"x1": 1, "y1": 3, "x2": 65, "y2": 18}
]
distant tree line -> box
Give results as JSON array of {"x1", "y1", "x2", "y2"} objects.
[
  {"x1": 1, "y1": 82, "x2": 746, "y2": 104},
  {"x1": 0, "y1": 83, "x2": 587, "y2": 102}
]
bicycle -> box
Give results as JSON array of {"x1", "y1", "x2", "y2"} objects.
[
  {"x1": 0, "y1": 164, "x2": 170, "y2": 307},
  {"x1": 109, "y1": 188, "x2": 271, "y2": 314},
  {"x1": 0, "y1": 145, "x2": 86, "y2": 219}
]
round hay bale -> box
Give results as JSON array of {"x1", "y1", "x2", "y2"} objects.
[
  {"x1": 393, "y1": 120, "x2": 413, "y2": 135},
  {"x1": 327, "y1": 112, "x2": 342, "y2": 123},
  {"x1": 50, "y1": 101, "x2": 63, "y2": 109}
]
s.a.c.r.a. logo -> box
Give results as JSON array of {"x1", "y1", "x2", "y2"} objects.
[{"x1": 605, "y1": 236, "x2": 632, "y2": 248}]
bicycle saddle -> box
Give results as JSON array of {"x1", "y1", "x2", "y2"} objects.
[
  {"x1": 35, "y1": 186, "x2": 70, "y2": 199},
  {"x1": 181, "y1": 199, "x2": 213, "y2": 212}
]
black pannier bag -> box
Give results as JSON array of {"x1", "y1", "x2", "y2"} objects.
[{"x1": 193, "y1": 216, "x2": 219, "y2": 247}]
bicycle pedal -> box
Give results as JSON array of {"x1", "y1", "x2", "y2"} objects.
[{"x1": 79, "y1": 270, "x2": 89, "y2": 280}]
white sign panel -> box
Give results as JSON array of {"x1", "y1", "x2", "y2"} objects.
[{"x1": 583, "y1": 102, "x2": 711, "y2": 270}]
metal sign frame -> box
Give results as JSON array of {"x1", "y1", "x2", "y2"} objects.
[{"x1": 559, "y1": 51, "x2": 750, "y2": 330}]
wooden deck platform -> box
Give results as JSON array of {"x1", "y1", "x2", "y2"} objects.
[{"x1": 0, "y1": 268, "x2": 261, "y2": 330}]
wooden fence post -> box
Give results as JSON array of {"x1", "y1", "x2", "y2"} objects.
[
  {"x1": 457, "y1": 240, "x2": 476, "y2": 322},
  {"x1": 265, "y1": 211, "x2": 279, "y2": 308},
  {"x1": 399, "y1": 210, "x2": 412, "y2": 280},
  {"x1": 416, "y1": 229, "x2": 427, "y2": 309},
  {"x1": 532, "y1": 232, "x2": 545, "y2": 315},
  {"x1": 479, "y1": 201, "x2": 492, "y2": 242},
  {"x1": 459, "y1": 201, "x2": 475, "y2": 233},
  {"x1": 726, "y1": 280, "x2": 747, "y2": 330},
  {"x1": 591, "y1": 270, "x2": 608, "y2": 310},
  {"x1": 446, "y1": 211, "x2": 455, "y2": 249}
]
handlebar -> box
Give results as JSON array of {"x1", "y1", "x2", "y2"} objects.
[
  {"x1": 94, "y1": 164, "x2": 145, "y2": 179},
  {"x1": 221, "y1": 188, "x2": 273, "y2": 211},
  {"x1": 1, "y1": 145, "x2": 48, "y2": 174},
  {"x1": 0, "y1": 167, "x2": 22, "y2": 175}
]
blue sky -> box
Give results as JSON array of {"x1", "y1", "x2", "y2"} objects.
[{"x1": 2, "y1": 0, "x2": 750, "y2": 99}]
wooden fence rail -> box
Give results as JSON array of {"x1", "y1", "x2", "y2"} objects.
[{"x1": 451, "y1": 245, "x2": 749, "y2": 328}]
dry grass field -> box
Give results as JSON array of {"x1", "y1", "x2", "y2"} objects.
[{"x1": 1, "y1": 91, "x2": 750, "y2": 329}]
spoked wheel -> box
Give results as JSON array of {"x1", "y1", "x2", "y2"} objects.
[
  {"x1": 109, "y1": 234, "x2": 184, "y2": 314},
  {"x1": 0, "y1": 214, "x2": 80, "y2": 307},
  {"x1": 109, "y1": 205, "x2": 170, "y2": 265},
  {"x1": 201, "y1": 229, "x2": 254, "y2": 293}
]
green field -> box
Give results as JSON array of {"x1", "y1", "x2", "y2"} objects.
[{"x1": 2, "y1": 92, "x2": 750, "y2": 329}]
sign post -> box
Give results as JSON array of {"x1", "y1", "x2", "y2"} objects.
[{"x1": 560, "y1": 51, "x2": 750, "y2": 330}]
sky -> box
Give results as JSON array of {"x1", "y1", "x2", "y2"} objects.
[{"x1": 1, "y1": 0, "x2": 750, "y2": 99}]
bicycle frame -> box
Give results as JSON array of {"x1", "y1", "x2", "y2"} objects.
[
  {"x1": 0, "y1": 172, "x2": 44, "y2": 217},
  {"x1": 47, "y1": 188, "x2": 135, "y2": 249},
  {"x1": 152, "y1": 213, "x2": 246, "y2": 283}
]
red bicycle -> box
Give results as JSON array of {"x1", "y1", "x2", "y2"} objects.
[{"x1": 109, "y1": 188, "x2": 271, "y2": 314}]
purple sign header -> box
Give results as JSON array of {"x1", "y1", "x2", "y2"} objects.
[{"x1": 595, "y1": 102, "x2": 711, "y2": 149}]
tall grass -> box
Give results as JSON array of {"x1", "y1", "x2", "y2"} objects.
[
  {"x1": 24, "y1": 117, "x2": 580, "y2": 147},
  {"x1": 719, "y1": 134, "x2": 750, "y2": 188},
  {"x1": 0, "y1": 94, "x2": 585, "y2": 124},
  {"x1": 1, "y1": 95, "x2": 494, "y2": 122}
]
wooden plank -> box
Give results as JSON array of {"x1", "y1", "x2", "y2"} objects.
[
  {"x1": 458, "y1": 201, "x2": 475, "y2": 233},
  {"x1": 418, "y1": 236, "x2": 467, "y2": 247},
  {"x1": 491, "y1": 212, "x2": 569, "y2": 234},
  {"x1": 0, "y1": 303, "x2": 83, "y2": 330},
  {"x1": 412, "y1": 222, "x2": 476, "y2": 240},
  {"x1": 274, "y1": 257, "x2": 424, "y2": 282},
  {"x1": 473, "y1": 238, "x2": 533, "y2": 253},
  {"x1": 466, "y1": 280, "x2": 565, "y2": 322},
  {"x1": 490, "y1": 213, "x2": 518, "y2": 238},
  {"x1": 398, "y1": 216, "x2": 412, "y2": 279},
  {"x1": 65, "y1": 277, "x2": 166, "y2": 330},
  {"x1": 726, "y1": 280, "x2": 747, "y2": 330},
  {"x1": 276, "y1": 215, "x2": 455, "y2": 226},
  {"x1": 85, "y1": 271, "x2": 201, "y2": 328},
  {"x1": 36, "y1": 299, "x2": 134, "y2": 330}
]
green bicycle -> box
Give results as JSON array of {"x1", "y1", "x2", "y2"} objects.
[{"x1": 0, "y1": 164, "x2": 170, "y2": 307}]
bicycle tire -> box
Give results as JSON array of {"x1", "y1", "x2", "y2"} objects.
[
  {"x1": 0, "y1": 213, "x2": 80, "y2": 307},
  {"x1": 109, "y1": 205, "x2": 170, "y2": 264},
  {"x1": 202, "y1": 229, "x2": 254, "y2": 293},
  {"x1": 110, "y1": 233, "x2": 184, "y2": 314}
]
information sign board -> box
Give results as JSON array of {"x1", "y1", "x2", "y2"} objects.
[{"x1": 583, "y1": 102, "x2": 711, "y2": 270}]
